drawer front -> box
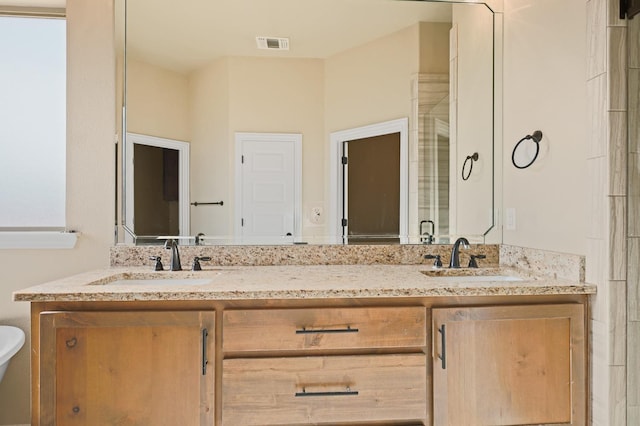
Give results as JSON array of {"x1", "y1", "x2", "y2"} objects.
[
  {"x1": 223, "y1": 307, "x2": 426, "y2": 352},
  {"x1": 222, "y1": 354, "x2": 427, "y2": 425}
]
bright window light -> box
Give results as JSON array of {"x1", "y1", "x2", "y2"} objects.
[{"x1": 0, "y1": 16, "x2": 66, "y2": 229}]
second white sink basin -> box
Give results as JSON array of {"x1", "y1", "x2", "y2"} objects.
[
  {"x1": 428, "y1": 275, "x2": 524, "y2": 282},
  {"x1": 420, "y1": 268, "x2": 524, "y2": 282},
  {"x1": 106, "y1": 278, "x2": 213, "y2": 286}
]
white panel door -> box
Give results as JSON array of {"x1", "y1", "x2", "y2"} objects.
[{"x1": 236, "y1": 134, "x2": 301, "y2": 243}]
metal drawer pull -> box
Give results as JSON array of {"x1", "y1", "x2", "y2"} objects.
[
  {"x1": 295, "y1": 387, "x2": 359, "y2": 397},
  {"x1": 438, "y1": 324, "x2": 446, "y2": 370},
  {"x1": 202, "y1": 328, "x2": 209, "y2": 375},
  {"x1": 296, "y1": 326, "x2": 359, "y2": 334}
]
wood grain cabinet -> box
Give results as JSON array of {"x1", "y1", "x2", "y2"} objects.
[
  {"x1": 38, "y1": 310, "x2": 215, "y2": 425},
  {"x1": 432, "y1": 304, "x2": 585, "y2": 426},
  {"x1": 223, "y1": 306, "x2": 427, "y2": 353},
  {"x1": 222, "y1": 307, "x2": 428, "y2": 425},
  {"x1": 30, "y1": 299, "x2": 588, "y2": 426},
  {"x1": 223, "y1": 354, "x2": 427, "y2": 425}
]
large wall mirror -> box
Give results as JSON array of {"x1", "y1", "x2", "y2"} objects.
[{"x1": 115, "y1": 0, "x2": 499, "y2": 246}]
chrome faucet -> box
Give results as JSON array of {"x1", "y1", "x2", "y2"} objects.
[
  {"x1": 164, "y1": 239, "x2": 182, "y2": 271},
  {"x1": 449, "y1": 237, "x2": 470, "y2": 268}
]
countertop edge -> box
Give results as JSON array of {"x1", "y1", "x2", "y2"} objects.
[{"x1": 13, "y1": 265, "x2": 596, "y2": 303}]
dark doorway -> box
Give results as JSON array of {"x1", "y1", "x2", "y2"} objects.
[
  {"x1": 133, "y1": 144, "x2": 180, "y2": 238},
  {"x1": 343, "y1": 132, "x2": 400, "y2": 244}
]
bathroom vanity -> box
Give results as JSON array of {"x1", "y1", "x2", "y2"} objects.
[{"x1": 15, "y1": 261, "x2": 594, "y2": 426}]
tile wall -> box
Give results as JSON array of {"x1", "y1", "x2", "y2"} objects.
[
  {"x1": 587, "y1": 0, "x2": 628, "y2": 424},
  {"x1": 412, "y1": 73, "x2": 449, "y2": 237},
  {"x1": 628, "y1": 5, "x2": 640, "y2": 424}
]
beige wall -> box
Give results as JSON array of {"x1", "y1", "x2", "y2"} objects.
[
  {"x1": 451, "y1": 4, "x2": 494, "y2": 238},
  {"x1": 0, "y1": 0, "x2": 116, "y2": 423},
  {"x1": 325, "y1": 24, "x2": 420, "y2": 239},
  {"x1": 128, "y1": 20, "x2": 493, "y2": 242},
  {"x1": 129, "y1": 55, "x2": 326, "y2": 238},
  {"x1": 187, "y1": 57, "x2": 325, "y2": 238},
  {"x1": 325, "y1": 24, "x2": 419, "y2": 134},
  {"x1": 126, "y1": 58, "x2": 190, "y2": 142},
  {"x1": 227, "y1": 57, "x2": 325, "y2": 237},
  {"x1": 502, "y1": 0, "x2": 587, "y2": 255},
  {"x1": 141, "y1": 26, "x2": 422, "y2": 240},
  {"x1": 189, "y1": 58, "x2": 230, "y2": 237},
  {"x1": 419, "y1": 22, "x2": 451, "y2": 75},
  {"x1": 0, "y1": 1, "x2": 611, "y2": 423}
]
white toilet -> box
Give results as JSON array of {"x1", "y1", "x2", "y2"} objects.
[{"x1": 0, "y1": 326, "x2": 25, "y2": 383}]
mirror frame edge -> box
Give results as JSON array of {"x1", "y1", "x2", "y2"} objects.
[{"x1": 113, "y1": 0, "x2": 504, "y2": 246}]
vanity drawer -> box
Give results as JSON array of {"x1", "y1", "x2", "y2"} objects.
[
  {"x1": 223, "y1": 307, "x2": 426, "y2": 352},
  {"x1": 222, "y1": 354, "x2": 427, "y2": 425}
]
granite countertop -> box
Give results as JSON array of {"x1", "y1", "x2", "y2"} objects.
[{"x1": 13, "y1": 265, "x2": 596, "y2": 302}]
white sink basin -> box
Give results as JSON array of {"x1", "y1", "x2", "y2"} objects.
[
  {"x1": 420, "y1": 268, "x2": 524, "y2": 282},
  {"x1": 429, "y1": 275, "x2": 523, "y2": 282},
  {"x1": 106, "y1": 278, "x2": 213, "y2": 286}
]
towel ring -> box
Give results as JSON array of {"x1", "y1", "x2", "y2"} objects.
[
  {"x1": 461, "y1": 152, "x2": 479, "y2": 181},
  {"x1": 512, "y1": 130, "x2": 543, "y2": 169}
]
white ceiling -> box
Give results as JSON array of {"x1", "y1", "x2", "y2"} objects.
[
  {"x1": 124, "y1": 0, "x2": 454, "y2": 74},
  {"x1": 5, "y1": 0, "x2": 456, "y2": 73}
]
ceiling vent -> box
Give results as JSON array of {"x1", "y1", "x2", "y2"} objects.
[{"x1": 256, "y1": 36, "x2": 289, "y2": 51}]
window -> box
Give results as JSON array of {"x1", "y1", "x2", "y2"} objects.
[{"x1": 0, "y1": 14, "x2": 71, "y2": 248}]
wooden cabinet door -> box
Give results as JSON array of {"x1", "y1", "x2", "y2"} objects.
[
  {"x1": 432, "y1": 304, "x2": 585, "y2": 426},
  {"x1": 39, "y1": 310, "x2": 215, "y2": 426}
]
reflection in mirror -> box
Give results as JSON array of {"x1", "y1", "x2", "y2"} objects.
[
  {"x1": 422, "y1": 94, "x2": 450, "y2": 243},
  {"x1": 116, "y1": 0, "x2": 496, "y2": 245}
]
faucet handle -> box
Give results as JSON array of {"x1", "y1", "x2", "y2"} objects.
[
  {"x1": 149, "y1": 256, "x2": 164, "y2": 271},
  {"x1": 468, "y1": 254, "x2": 486, "y2": 268},
  {"x1": 192, "y1": 256, "x2": 212, "y2": 271},
  {"x1": 424, "y1": 254, "x2": 443, "y2": 268}
]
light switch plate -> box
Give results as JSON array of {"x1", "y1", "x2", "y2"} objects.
[{"x1": 310, "y1": 206, "x2": 323, "y2": 224}]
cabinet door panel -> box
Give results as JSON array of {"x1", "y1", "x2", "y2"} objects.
[
  {"x1": 222, "y1": 354, "x2": 427, "y2": 425},
  {"x1": 432, "y1": 304, "x2": 585, "y2": 426},
  {"x1": 40, "y1": 311, "x2": 215, "y2": 426},
  {"x1": 223, "y1": 307, "x2": 426, "y2": 353}
]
